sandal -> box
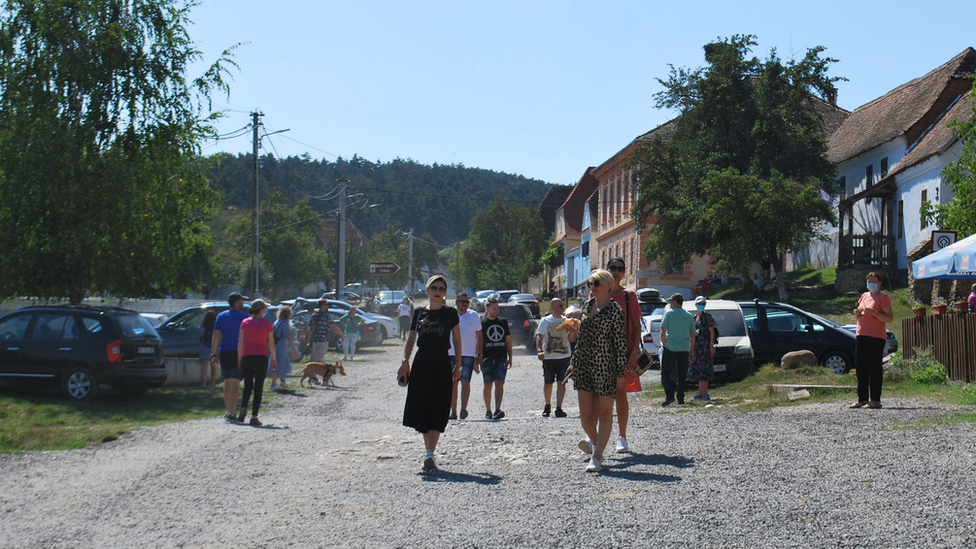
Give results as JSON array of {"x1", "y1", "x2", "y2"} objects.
[
  {"x1": 849, "y1": 401, "x2": 867, "y2": 409},
  {"x1": 866, "y1": 401, "x2": 882, "y2": 409}
]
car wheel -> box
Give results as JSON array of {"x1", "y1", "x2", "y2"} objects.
[
  {"x1": 64, "y1": 366, "x2": 99, "y2": 401},
  {"x1": 822, "y1": 350, "x2": 853, "y2": 374}
]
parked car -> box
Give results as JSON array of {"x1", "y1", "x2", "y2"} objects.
[
  {"x1": 473, "y1": 290, "x2": 496, "y2": 312},
  {"x1": 640, "y1": 299, "x2": 754, "y2": 381},
  {"x1": 838, "y1": 324, "x2": 898, "y2": 355},
  {"x1": 0, "y1": 305, "x2": 166, "y2": 401},
  {"x1": 156, "y1": 303, "x2": 281, "y2": 357},
  {"x1": 139, "y1": 312, "x2": 169, "y2": 327},
  {"x1": 495, "y1": 290, "x2": 519, "y2": 303},
  {"x1": 738, "y1": 300, "x2": 858, "y2": 374},
  {"x1": 373, "y1": 291, "x2": 411, "y2": 317},
  {"x1": 291, "y1": 308, "x2": 383, "y2": 356},
  {"x1": 693, "y1": 277, "x2": 723, "y2": 295},
  {"x1": 636, "y1": 287, "x2": 668, "y2": 315},
  {"x1": 508, "y1": 293, "x2": 540, "y2": 318},
  {"x1": 492, "y1": 303, "x2": 538, "y2": 350},
  {"x1": 322, "y1": 290, "x2": 362, "y2": 304},
  {"x1": 298, "y1": 298, "x2": 397, "y2": 341}
]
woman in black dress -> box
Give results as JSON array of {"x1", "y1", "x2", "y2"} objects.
[{"x1": 398, "y1": 275, "x2": 462, "y2": 472}]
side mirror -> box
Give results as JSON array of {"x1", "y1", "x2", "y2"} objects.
[{"x1": 803, "y1": 324, "x2": 814, "y2": 333}]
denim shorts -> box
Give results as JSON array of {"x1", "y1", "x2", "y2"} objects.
[
  {"x1": 542, "y1": 357, "x2": 571, "y2": 384},
  {"x1": 451, "y1": 355, "x2": 476, "y2": 381},
  {"x1": 481, "y1": 357, "x2": 508, "y2": 383},
  {"x1": 219, "y1": 350, "x2": 243, "y2": 380}
]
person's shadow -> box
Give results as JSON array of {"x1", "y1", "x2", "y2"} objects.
[
  {"x1": 420, "y1": 470, "x2": 502, "y2": 485},
  {"x1": 598, "y1": 452, "x2": 694, "y2": 482}
]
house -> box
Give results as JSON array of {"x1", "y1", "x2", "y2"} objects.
[
  {"x1": 591, "y1": 119, "x2": 712, "y2": 292},
  {"x1": 537, "y1": 184, "x2": 574, "y2": 297},
  {"x1": 552, "y1": 168, "x2": 599, "y2": 302},
  {"x1": 793, "y1": 47, "x2": 976, "y2": 292}
]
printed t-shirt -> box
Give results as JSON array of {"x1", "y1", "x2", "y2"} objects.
[
  {"x1": 481, "y1": 316, "x2": 511, "y2": 359},
  {"x1": 856, "y1": 291, "x2": 892, "y2": 340},
  {"x1": 535, "y1": 314, "x2": 571, "y2": 360},
  {"x1": 308, "y1": 311, "x2": 334, "y2": 343},
  {"x1": 449, "y1": 308, "x2": 482, "y2": 357},
  {"x1": 398, "y1": 303, "x2": 412, "y2": 317},
  {"x1": 214, "y1": 308, "x2": 249, "y2": 352},
  {"x1": 661, "y1": 307, "x2": 695, "y2": 352},
  {"x1": 240, "y1": 317, "x2": 274, "y2": 356}
]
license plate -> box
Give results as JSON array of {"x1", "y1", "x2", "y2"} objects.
[
  {"x1": 714, "y1": 363, "x2": 726, "y2": 372},
  {"x1": 138, "y1": 347, "x2": 155, "y2": 354}
]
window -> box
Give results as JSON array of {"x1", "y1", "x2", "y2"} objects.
[
  {"x1": 30, "y1": 314, "x2": 68, "y2": 340},
  {"x1": 880, "y1": 157, "x2": 888, "y2": 177},
  {"x1": 838, "y1": 176, "x2": 846, "y2": 200},
  {"x1": 581, "y1": 241, "x2": 589, "y2": 257},
  {"x1": 0, "y1": 313, "x2": 32, "y2": 340},
  {"x1": 866, "y1": 164, "x2": 874, "y2": 187},
  {"x1": 921, "y1": 189, "x2": 928, "y2": 229},
  {"x1": 898, "y1": 200, "x2": 904, "y2": 239},
  {"x1": 766, "y1": 310, "x2": 803, "y2": 332}
]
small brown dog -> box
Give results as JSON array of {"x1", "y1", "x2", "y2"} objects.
[{"x1": 300, "y1": 361, "x2": 346, "y2": 388}]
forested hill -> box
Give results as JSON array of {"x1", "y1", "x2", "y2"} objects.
[{"x1": 205, "y1": 153, "x2": 553, "y2": 245}]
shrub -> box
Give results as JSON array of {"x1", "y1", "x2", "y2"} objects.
[{"x1": 886, "y1": 348, "x2": 948, "y2": 384}]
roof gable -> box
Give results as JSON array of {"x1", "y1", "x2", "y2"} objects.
[{"x1": 828, "y1": 47, "x2": 976, "y2": 163}]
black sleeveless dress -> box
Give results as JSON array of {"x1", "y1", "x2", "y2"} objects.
[{"x1": 402, "y1": 306, "x2": 459, "y2": 433}]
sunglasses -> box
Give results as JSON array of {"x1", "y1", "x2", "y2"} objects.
[
  {"x1": 456, "y1": 299, "x2": 470, "y2": 304},
  {"x1": 587, "y1": 280, "x2": 600, "y2": 288},
  {"x1": 607, "y1": 265, "x2": 625, "y2": 272},
  {"x1": 428, "y1": 285, "x2": 447, "y2": 292}
]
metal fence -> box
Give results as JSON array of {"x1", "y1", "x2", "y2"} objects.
[{"x1": 901, "y1": 313, "x2": 976, "y2": 382}]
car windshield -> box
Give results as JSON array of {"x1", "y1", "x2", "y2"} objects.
[
  {"x1": 115, "y1": 314, "x2": 160, "y2": 338},
  {"x1": 701, "y1": 310, "x2": 747, "y2": 337},
  {"x1": 496, "y1": 306, "x2": 527, "y2": 322},
  {"x1": 476, "y1": 291, "x2": 494, "y2": 299},
  {"x1": 378, "y1": 291, "x2": 405, "y2": 302},
  {"x1": 639, "y1": 303, "x2": 665, "y2": 316},
  {"x1": 512, "y1": 294, "x2": 535, "y2": 301}
]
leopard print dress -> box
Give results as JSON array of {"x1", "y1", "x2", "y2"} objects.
[{"x1": 571, "y1": 298, "x2": 627, "y2": 397}]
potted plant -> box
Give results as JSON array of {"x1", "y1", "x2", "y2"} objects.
[
  {"x1": 953, "y1": 297, "x2": 969, "y2": 314},
  {"x1": 932, "y1": 296, "x2": 948, "y2": 315},
  {"x1": 910, "y1": 299, "x2": 926, "y2": 317}
]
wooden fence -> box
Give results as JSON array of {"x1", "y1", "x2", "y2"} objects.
[{"x1": 901, "y1": 313, "x2": 976, "y2": 382}]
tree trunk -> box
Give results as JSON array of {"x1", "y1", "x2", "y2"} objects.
[{"x1": 774, "y1": 253, "x2": 789, "y2": 302}]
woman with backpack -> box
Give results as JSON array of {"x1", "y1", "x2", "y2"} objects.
[
  {"x1": 688, "y1": 296, "x2": 718, "y2": 401},
  {"x1": 198, "y1": 310, "x2": 218, "y2": 387},
  {"x1": 270, "y1": 306, "x2": 297, "y2": 390}
]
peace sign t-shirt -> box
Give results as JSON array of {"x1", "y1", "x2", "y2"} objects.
[{"x1": 481, "y1": 316, "x2": 510, "y2": 359}]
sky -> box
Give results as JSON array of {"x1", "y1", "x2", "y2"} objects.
[{"x1": 188, "y1": 0, "x2": 976, "y2": 186}]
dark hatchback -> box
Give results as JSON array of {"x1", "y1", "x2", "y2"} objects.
[
  {"x1": 738, "y1": 300, "x2": 857, "y2": 374},
  {"x1": 492, "y1": 304, "x2": 538, "y2": 350},
  {"x1": 372, "y1": 291, "x2": 410, "y2": 317},
  {"x1": 0, "y1": 305, "x2": 166, "y2": 401}
]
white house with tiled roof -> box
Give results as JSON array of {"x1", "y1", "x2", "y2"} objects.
[{"x1": 790, "y1": 47, "x2": 976, "y2": 289}]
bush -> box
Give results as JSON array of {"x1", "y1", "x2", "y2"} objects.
[{"x1": 886, "y1": 348, "x2": 948, "y2": 384}]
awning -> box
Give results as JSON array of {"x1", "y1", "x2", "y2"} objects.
[{"x1": 913, "y1": 232, "x2": 976, "y2": 279}]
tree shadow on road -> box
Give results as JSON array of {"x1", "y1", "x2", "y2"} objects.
[{"x1": 420, "y1": 470, "x2": 502, "y2": 485}]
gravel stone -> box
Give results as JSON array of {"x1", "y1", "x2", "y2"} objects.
[{"x1": 1, "y1": 342, "x2": 975, "y2": 547}]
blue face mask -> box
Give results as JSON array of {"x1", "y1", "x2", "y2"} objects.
[
  {"x1": 867, "y1": 282, "x2": 879, "y2": 293},
  {"x1": 696, "y1": 304, "x2": 705, "y2": 312}
]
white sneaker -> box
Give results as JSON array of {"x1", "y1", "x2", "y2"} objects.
[
  {"x1": 577, "y1": 438, "x2": 593, "y2": 455},
  {"x1": 585, "y1": 457, "x2": 602, "y2": 472},
  {"x1": 615, "y1": 436, "x2": 629, "y2": 453},
  {"x1": 422, "y1": 452, "x2": 436, "y2": 472},
  {"x1": 270, "y1": 384, "x2": 279, "y2": 391}
]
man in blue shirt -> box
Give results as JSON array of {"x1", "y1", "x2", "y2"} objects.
[
  {"x1": 211, "y1": 292, "x2": 250, "y2": 422},
  {"x1": 659, "y1": 293, "x2": 697, "y2": 407}
]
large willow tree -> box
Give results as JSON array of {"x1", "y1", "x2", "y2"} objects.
[{"x1": 0, "y1": 0, "x2": 236, "y2": 301}]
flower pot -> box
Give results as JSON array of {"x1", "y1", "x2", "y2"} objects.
[
  {"x1": 953, "y1": 303, "x2": 968, "y2": 314},
  {"x1": 913, "y1": 307, "x2": 927, "y2": 318},
  {"x1": 933, "y1": 305, "x2": 947, "y2": 315}
]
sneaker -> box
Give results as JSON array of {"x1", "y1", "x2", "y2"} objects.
[
  {"x1": 585, "y1": 457, "x2": 602, "y2": 472},
  {"x1": 543, "y1": 404, "x2": 551, "y2": 417},
  {"x1": 577, "y1": 438, "x2": 593, "y2": 455},
  {"x1": 249, "y1": 417, "x2": 263, "y2": 426},
  {"x1": 661, "y1": 397, "x2": 675, "y2": 408},
  {"x1": 692, "y1": 394, "x2": 703, "y2": 401},
  {"x1": 615, "y1": 436, "x2": 629, "y2": 453},
  {"x1": 224, "y1": 411, "x2": 240, "y2": 423},
  {"x1": 270, "y1": 384, "x2": 279, "y2": 391},
  {"x1": 449, "y1": 412, "x2": 458, "y2": 420},
  {"x1": 493, "y1": 410, "x2": 505, "y2": 420},
  {"x1": 422, "y1": 453, "x2": 437, "y2": 472},
  {"x1": 554, "y1": 407, "x2": 567, "y2": 418},
  {"x1": 486, "y1": 410, "x2": 493, "y2": 420},
  {"x1": 460, "y1": 409, "x2": 468, "y2": 420}
]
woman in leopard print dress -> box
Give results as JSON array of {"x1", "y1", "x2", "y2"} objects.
[{"x1": 567, "y1": 269, "x2": 627, "y2": 472}]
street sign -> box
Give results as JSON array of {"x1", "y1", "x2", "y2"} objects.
[{"x1": 369, "y1": 262, "x2": 400, "y2": 275}]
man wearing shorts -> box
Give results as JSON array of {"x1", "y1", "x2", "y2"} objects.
[
  {"x1": 480, "y1": 298, "x2": 512, "y2": 420},
  {"x1": 535, "y1": 298, "x2": 574, "y2": 418},
  {"x1": 309, "y1": 299, "x2": 345, "y2": 362},
  {"x1": 449, "y1": 292, "x2": 482, "y2": 420},
  {"x1": 211, "y1": 292, "x2": 249, "y2": 422}
]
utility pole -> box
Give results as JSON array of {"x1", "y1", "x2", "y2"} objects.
[
  {"x1": 251, "y1": 111, "x2": 263, "y2": 297},
  {"x1": 408, "y1": 228, "x2": 414, "y2": 291},
  {"x1": 337, "y1": 180, "x2": 348, "y2": 295}
]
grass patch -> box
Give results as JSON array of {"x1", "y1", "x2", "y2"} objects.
[{"x1": 0, "y1": 385, "x2": 276, "y2": 453}]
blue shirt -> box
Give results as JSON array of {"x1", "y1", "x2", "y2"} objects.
[
  {"x1": 214, "y1": 308, "x2": 249, "y2": 352},
  {"x1": 660, "y1": 307, "x2": 695, "y2": 352}
]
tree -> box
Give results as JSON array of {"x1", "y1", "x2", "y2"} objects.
[
  {"x1": 0, "y1": 0, "x2": 237, "y2": 302},
  {"x1": 456, "y1": 196, "x2": 547, "y2": 290},
  {"x1": 631, "y1": 35, "x2": 843, "y2": 300},
  {"x1": 922, "y1": 78, "x2": 976, "y2": 236}
]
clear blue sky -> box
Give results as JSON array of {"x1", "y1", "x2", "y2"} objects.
[{"x1": 189, "y1": 0, "x2": 975, "y2": 185}]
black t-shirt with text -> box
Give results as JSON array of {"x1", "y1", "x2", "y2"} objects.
[{"x1": 481, "y1": 316, "x2": 511, "y2": 359}]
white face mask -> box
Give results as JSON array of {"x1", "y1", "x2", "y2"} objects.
[{"x1": 867, "y1": 282, "x2": 879, "y2": 293}]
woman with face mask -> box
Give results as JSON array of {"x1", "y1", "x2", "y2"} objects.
[
  {"x1": 851, "y1": 272, "x2": 893, "y2": 409},
  {"x1": 687, "y1": 296, "x2": 717, "y2": 401}
]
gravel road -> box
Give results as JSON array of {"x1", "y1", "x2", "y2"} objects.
[{"x1": 2, "y1": 340, "x2": 976, "y2": 548}]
